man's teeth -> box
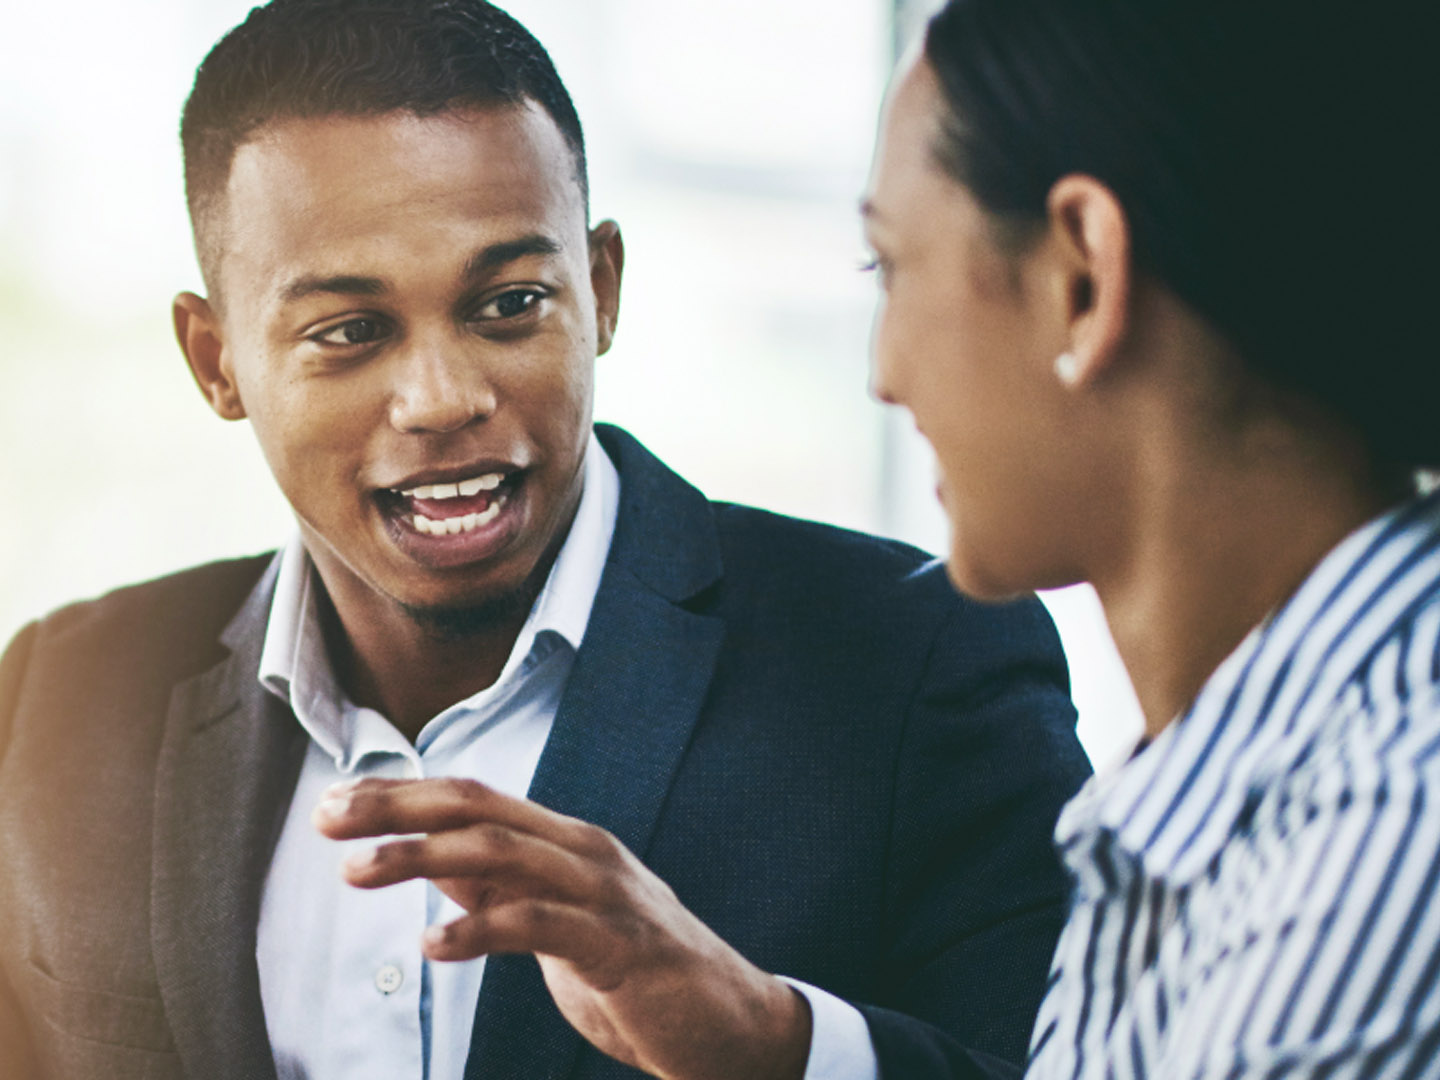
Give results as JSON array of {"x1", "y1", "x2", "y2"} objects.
[
  {"x1": 412, "y1": 499, "x2": 504, "y2": 535},
  {"x1": 401, "y1": 473, "x2": 504, "y2": 500}
]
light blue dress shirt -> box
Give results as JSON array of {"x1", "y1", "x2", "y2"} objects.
[{"x1": 252, "y1": 435, "x2": 876, "y2": 1079}]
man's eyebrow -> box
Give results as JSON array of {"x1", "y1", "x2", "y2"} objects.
[
  {"x1": 461, "y1": 235, "x2": 564, "y2": 281},
  {"x1": 274, "y1": 235, "x2": 564, "y2": 305},
  {"x1": 279, "y1": 274, "x2": 388, "y2": 304}
]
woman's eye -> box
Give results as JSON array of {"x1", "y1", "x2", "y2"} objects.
[
  {"x1": 860, "y1": 255, "x2": 893, "y2": 291},
  {"x1": 475, "y1": 289, "x2": 543, "y2": 322},
  {"x1": 314, "y1": 318, "x2": 388, "y2": 346}
]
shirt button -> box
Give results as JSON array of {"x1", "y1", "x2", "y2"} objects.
[{"x1": 374, "y1": 964, "x2": 404, "y2": 995}]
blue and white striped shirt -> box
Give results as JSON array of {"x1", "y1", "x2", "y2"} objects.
[{"x1": 1028, "y1": 493, "x2": 1440, "y2": 1080}]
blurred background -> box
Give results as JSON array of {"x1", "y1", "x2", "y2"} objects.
[{"x1": 0, "y1": 0, "x2": 1143, "y2": 769}]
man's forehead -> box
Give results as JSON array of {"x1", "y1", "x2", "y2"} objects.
[
  {"x1": 207, "y1": 103, "x2": 587, "y2": 298},
  {"x1": 228, "y1": 103, "x2": 575, "y2": 192}
]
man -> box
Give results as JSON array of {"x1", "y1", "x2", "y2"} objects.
[{"x1": 0, "y1": 2, "x2": 1090, "y2": 1078}]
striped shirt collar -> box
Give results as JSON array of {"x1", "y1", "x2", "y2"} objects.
[{"x1": 1058, "y1": 491, "x2": 1440, "y2": 883}]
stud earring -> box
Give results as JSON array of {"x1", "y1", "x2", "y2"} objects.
[{"x1": 1054, "y1": 352, "x2": 1080, "y2": 386}]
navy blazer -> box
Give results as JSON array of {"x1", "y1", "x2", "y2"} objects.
[{"x1": 0, "y1": 425, "x2": 1089, "y2": 1079}]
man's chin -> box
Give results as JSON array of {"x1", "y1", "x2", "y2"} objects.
[{"x1": 399, "y1": 585, "x2": 537, "y2": 644}]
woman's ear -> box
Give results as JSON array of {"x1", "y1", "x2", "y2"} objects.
[
  {"x1": 173, "y1": 292, "x2": 246, "y2": 420},
  {"x1": 1045, "y1": 175, "x2": 1132, "y2": 388}
]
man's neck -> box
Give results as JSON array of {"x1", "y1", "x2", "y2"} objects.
[
  {"x1": 284, "y1": 435, "x2": 615, "y2": 743},
  {"x1": 322, "y1": 581, "x2": 542, "y2": 742},
  {"x1": 309, "y1": 518, "x2": 571, "y2": 743}
]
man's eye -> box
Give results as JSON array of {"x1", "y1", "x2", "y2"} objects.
[
  {"x1": 475, "y1": 289, "x2": 543, "y2": 321},
  {"x1": 314, "y1": 318, "x2": 388, "y2": 346}
]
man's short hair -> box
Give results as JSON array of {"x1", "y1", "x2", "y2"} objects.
[{"x1": 180, "y1": 0, "x2": 588, "y2": 292}]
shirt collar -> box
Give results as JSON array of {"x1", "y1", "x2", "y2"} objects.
[
  {"x1": 1058, "y1": 491, "x2": 1440, "y2": 882},
  {"x1": 258, "y1": 432, "x2": 621, "y2": 764}
]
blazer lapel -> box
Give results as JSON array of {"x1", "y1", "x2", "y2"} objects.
[
  {"x1": 151, "y1": 559, "x2": 307, "y2": 1080},
  {"x1": 465, "y1": 426, "x2": 726, "y2": 1080}
]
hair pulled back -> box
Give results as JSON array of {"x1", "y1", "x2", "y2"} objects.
[{"x1": 925, "y1": 0, "x2": 1436, "y2": 469}]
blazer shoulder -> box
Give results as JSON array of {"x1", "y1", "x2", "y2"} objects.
[
  {"x1": 17, "y1": 553, "x2": 275, "y2": 682},
  {"x1": 710, "y1": 501, "x2": 939, "y2": 584},
  {"x1": 0, "y1": 623, "x2": 38, "y2": 762},
  {"x1": 0, "y1": 554, "x2": 273, "y2": 767},
  {"x1": 707, "y1": 501, "x2": 1058, "y2": 646}
]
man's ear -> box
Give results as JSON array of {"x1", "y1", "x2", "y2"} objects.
[
  {"x1": 173, "y1": 291, "x2": 246, "y2": 420},
  {"x1": 588, "y1": 220, "x2": 624, "y2": 356},
  {"x1": 1045, "y1": 175, "x2": 1132, "y2": 388}
]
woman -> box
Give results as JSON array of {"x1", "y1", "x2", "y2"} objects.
[{"x1": 863, "y1": 0, "x2": 1439, "y2": 1076}]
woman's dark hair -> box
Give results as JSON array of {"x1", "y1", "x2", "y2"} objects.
[
  {"x1": 181, "y1": 0, "x2": 586, "y2": 289},
  {"x1": 924, "y1": 0, "x2": 1436, "y2": 469}
]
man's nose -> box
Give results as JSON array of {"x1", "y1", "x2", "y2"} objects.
[{"x1": 387, "y1": 339, "x2": 498, "y2": 434}]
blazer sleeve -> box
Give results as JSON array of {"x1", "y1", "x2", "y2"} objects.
[
  {"x1": 862, "y1": 593, "x2": 1091, "y2": 1078},
  {"x1": 0, "y1": 622, "x2": 43, "y2": 1078},
  {"x1": 0, "y1": 973, "x2": 41, "y2": 1080}
]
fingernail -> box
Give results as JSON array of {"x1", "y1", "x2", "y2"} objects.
[
  {"x1": 314, "y1": 794, "x2": 351, "y2": 821},
  {"x1": 322, "y1": 780, "x2": 359, "y2": 799},
  {"x1": 342, "y1": 848, "x2": 376, "y2": 873},
  {"x1": 423, "y1": 925, "x2": 448, "y2": 947}
]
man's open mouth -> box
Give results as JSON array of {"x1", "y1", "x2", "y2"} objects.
[{"x1": 376, "y1": 470, "x2": 522, "y2": 538}]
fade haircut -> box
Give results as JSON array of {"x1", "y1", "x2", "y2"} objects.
[{"x1": 180, "y1": 0, "x2": 587, "y2": 293}]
